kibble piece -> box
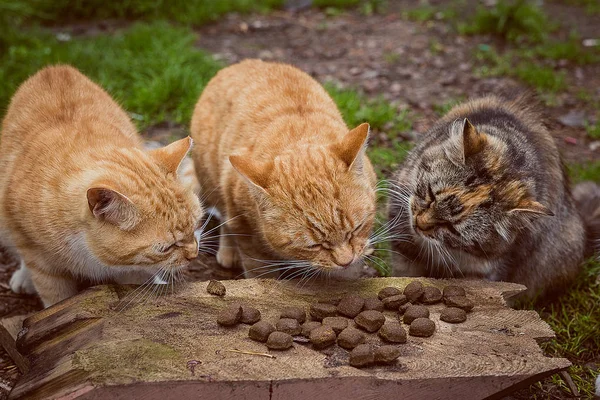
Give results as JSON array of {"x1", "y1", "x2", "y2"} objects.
[
  {"x1": 309, "y1": 326, "x2": 337, "y2": 349},
  {"x1": 337, "y1": 295, "x2": 365, "y2": 318},
  {"x1": 378, "y1": 287, "x2": 401, "y2": 300},
  {"x1": 301, "y1": 321, "x2": 321, "y2": 337},
  {"x1": 404, "y1": 281, "x2": 424, "y2": 303},
  {"x1": 249, "y1": 321, "x2": 275, "y2": 342},
  {"x1": 240, "y1": 305, "x2": 261, "y2": 324},
  {"x1": 382, "y1": 294, "x2": 408, "y2": 310},
  {"x1": 363, "y1": 297, "x2": 385, "y2": 312},
  {"x1": 374, "y1": 345, "x2": 401, "y2": 364},
  {"x1": 337, "y1": 327, "x2": 365, "y2": 349},
  {"x1": 310, "y1": 303, "x2": 338, "y2": 321},
  {"x1": 206, "y1": 280, "x2": 226, "y2": 296},
  {"x1": 266, "y1": 331, "x2": 293, "y2": 350},
  {"x1": 378, "y1": 322, "x2": 407, "y2": 343},
  {"x1": 217, "y1": 304, "x2": 242, "y2": 326},
  {"x1": 421, "y1": 287, "x2": 443, "y2": 304},
  {"x1": 440, "y1": 307, "x2": 467, "y2": 323},
  {"x1": 349, "y1": 344, "x2": 375, "y2": 367},
  {"x1": 403, "y1": 305, "x2": 429, "y2": 325},
  {"x1": 280, "y1": 307, "x2": 307, "y2": 324},
  {"x1": 322, "y1": 316, "x2": 349, "y2": 334},
  {"x1": 398, "y1": 302, "x2": 412, "y2": 315},
  {"x1": 443, "y1": 285, "x2": 466, "y2": 298},
  {"x1": 277, "y1": 318, "x2": 301, "y2": 335},
  {"x1": 409, "y1": 318, "x2": 436, "y2": 337},
  {"x1": 444, "y1": 296, "x2": 474, "y2": 312},
  {"x1": 354, "y1": 310, "x2": 385, "y2": 333}
]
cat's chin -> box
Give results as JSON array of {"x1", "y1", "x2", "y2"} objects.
[{"x1": 324, "y1": 263, "x2": 363, "y2": 281}]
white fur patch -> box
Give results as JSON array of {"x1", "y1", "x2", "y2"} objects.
[{"x1": 9, "y1": 260, "x2": 37, "y2": 295}]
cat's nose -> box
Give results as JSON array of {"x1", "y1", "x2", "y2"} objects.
[
  {"x1": 184, "y1": 239, "x2": 199, "y2": 260},
  {"x1": 332, "y1": 245, "x2": 354, "y2": 268},
  {"x1": 415, "y1": 214, "x2": 436, "y2": 234}
]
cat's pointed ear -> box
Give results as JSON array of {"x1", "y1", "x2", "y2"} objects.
[
  {"x1": 229, "y1": 154, "x2": 273, "y2": 191},
  {"x1": 87, "y1": 186, "x2": 139, "y2": 230},
  {"x1": 148, "y1": 136, "x2": 193, "y2": 175},
  {"x1": 331, "y1": 123, "x2": 370, "y2": 171},
  {"x1": 509, "y1": 199, "x2": 554, "y2": 216},
  {"x1": 446, "y1": 118, "x2": 487, "y2": 165}
]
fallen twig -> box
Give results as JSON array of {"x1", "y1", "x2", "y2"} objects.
[{"x1": 226, "y1": 348, "x2": 276, "y2": 359}]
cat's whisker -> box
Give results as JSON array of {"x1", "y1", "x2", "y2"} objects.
[
  {"x1": 116, "y1": 267, "x2": 166, "y2": 312},
  {"x1": 197, "y1": 215, "x2": 243, "y2": 240}
]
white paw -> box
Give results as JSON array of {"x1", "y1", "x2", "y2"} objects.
[
  {"x1": 216, "y1": 247, "x2": 237, "y2": 269},
  {"x1": 9, "y1": 261, "x2": 37, "y2": 295},
  {"x1": 153, "y1": 275, "x2": 168, "y2": 285}
]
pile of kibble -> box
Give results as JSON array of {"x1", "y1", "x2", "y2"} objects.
[{"x1": 209, "y1": 280, "x2": 474, "y2": 368}]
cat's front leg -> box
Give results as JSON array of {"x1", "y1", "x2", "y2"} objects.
[
  {"x1": 9, "y1": 259, "x2": 36, "y2": 295},
  {"x1": 391, "y1": 252, "x2": 426, "y2": 277},
  {"x1": 216, "y1": 223, "x2": 241, "y2": 269},
  {"x1": 27, "y1": 261, "x2": 78, "y2": 307}
]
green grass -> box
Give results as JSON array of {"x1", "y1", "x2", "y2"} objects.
[
  {"x1": 585, "y1": 121, "x2": 600, "y2": 140},
  {"x1": 0, "y1": 22, "x2": 222, "y2": 129},
  {"x1": 569, "y1": 160, "x2": 600, "y2": 183},
  {"x1": 403, "y1": 5, "x2": 458, "y2": 23}
]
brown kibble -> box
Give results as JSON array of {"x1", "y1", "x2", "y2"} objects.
[
  {"x1": 240, "y1": 305, "x2": 261, "y2": 324},
  {"x1": 409, "y1": 318, "x2": 436, "y2": 337},
  {"x1": 354, "y1": 310, "x2": 385, "y2": 333},
  {"x1": 206, "y1": 280, "x2": 226, "y2": 296},
  {"x1": 337, "y1": 295, "x2": 365, "y2": 318},
  {"x1": 443, "y1": 285, "x2": 466, "y2": 298},
  {"x1": 266, "y1": 331, "x2": 293, "y2": 350},
  {"x1": 248, "y1": 321, "x2": 275, "y2": 342},
  {"x1": 349, "y1": 344, "x2": 375, "y2": 367},
  {"x1": 337, "y1": 327, "x2": 365, "y2": 349},
  {"x1": 378, "y1": 322, "x2": 407, "y2": 343},
  {"x1": 374, "y1": 345, "x2": 401, "y2": 364},
  {"x1": 309, "y1": 326, "x2": 337, "y2": 349},
  {"x1": 301, "y1": 321, "x2": 321, "y2": 337},
  {"x1": 421, "y1": 287, "x2": 443, "y2": 304},
  {"x1": 280, "y1": 307, "x2": 306, "y2": 324},
  {"x1": 382, "y1": 294, "x2": 408, "y2": 310},
  {"x1": 217, "y1": 304, "x2": 242, "y2": 326},
  {"x1": 440, "y1": 307, "x2": 467, "y2": 323},
  {"x1": 363, "y1": 297, "x2": 384, "y2": 312},
  {"x1": 276, "y1": 318, "x2": 301, "y2": 335},
  {"x1": 398, "y1": 302, "x2": 412, "y2": 315},
  {"x1": 310, "y1": 303, "x2": 338, "y2": 321},
  {"x1": 403, "y1": 305, "x2": 430, "y2": 325},
  {"x1": 378, "y1": 286, "x2": 401, "y2": 300},
  {"x1": 404, "y1": 281, "x2": 424, "y2": 303},
  {"x1": 322, "y1": 316, "x2": 349, "y2": 334},
  {"x1": 444, "y1": 296, "x2": 474, "y2": 312}
]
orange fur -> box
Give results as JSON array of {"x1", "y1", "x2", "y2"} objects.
[
  {"x1": 190, "y1": 60, "x2": 376, "y2": 279},
  {"x1": 0, "y1": 66, "x2": 203, "y2": 306}
]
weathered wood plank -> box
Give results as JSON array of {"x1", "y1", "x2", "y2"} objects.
[
  {"x1": 8, "y1": 277, "x2": 570, "y2": 400},
  {"x1": 0, "y1": 315, "x2": 30, "y2": 373}
]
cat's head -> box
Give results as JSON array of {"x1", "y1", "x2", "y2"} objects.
[
  {"x1": 85, "y1": 137, "x2": 203, "y2": 274},
  {"x1": 230, "y1": 123, "x2": 376, "y2": 277},
  {"x1": 405, "y1": 118, "x2": 552, "y2": 258}
]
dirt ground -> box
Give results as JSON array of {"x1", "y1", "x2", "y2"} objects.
[{"x1": 1, "y1": 3, "x2": 599, "y2": 399}]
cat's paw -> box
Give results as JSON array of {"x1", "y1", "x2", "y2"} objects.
[
  {"x1": 9, "y1": 262, "x2": 37, "y2": 295},
  {"x1": 216, "y1": 247, "x2": 239, "y2": 269}
]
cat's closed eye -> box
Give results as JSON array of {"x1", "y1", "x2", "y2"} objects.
[
  {"x1": 307, "y1": 243, "x2": 322, "y2": 250},
  {"x1": 158, "y1": 243, "x2": 176, "y2": 253}
]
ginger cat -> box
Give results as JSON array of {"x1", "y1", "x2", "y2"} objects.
[
  {"x1": 190, "y1": 59, "x2": 377, "y2": 279},
  {"x1": 0, "y1": 65, "x2": 203, "y2": 307}
]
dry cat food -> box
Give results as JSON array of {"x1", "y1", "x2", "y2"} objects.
[
  {"x1": 378, "y1": 322, "x2": 407, "y2": 343},
  {"x1": 301, "y1": 321, "x2": 321, "y2": 337},
  {"x1": 363, "y1": 297, "x2": 385, "y2": 312},
  {"x1": 354, "y1": 310, "x2": 386, "y2": 333},
  {"x1": 440, "y1": 307, "x2": 467, "y2": 323},
  {"x1": 402, "y1": 305, "x2": 430, "y2": 324},
  {"x1": 240, "y1": 305, "x2": 261, "y2": 324},
  {"x1": 266, "y1": 331, "x2": 294, "y2": 350},
  {"x1": 443, "y1": 285, "x2": 466, "y2": 298},
  {"x1": 444, "y1": 296, "x2": 474, "y2": 312},
  {"x1": 337, "y1": 327, "x2": 365, "y2": 350},
  {"x1": 421, "y1": 287, "x2": 442, "y2": 304},
  {"x1": 248, "y1": 321, "x2": 275, "y2": 342},
  {"x1": 280, "y1": 307, "x2": 307, "y2": 324},
  {"x1": 378, "y1": 286, "x2": 401, "y2": 300},
  {"x1": 409, "y1": 318, "x2": 436, "y2": 337},
  {"x1": 374, "y1": 345, "x2": 401, "y2": 364},
  {"x1": 217, "y1": 304, "x2": 242, "y2": 326},
  {"x1": 382, "y1": 294, "x2": 408, "y2": 310},
  {"x1": 349, "y1": 344, "x2": 375, "y2": 367},
  {"x1": 322, "y1": 316, "x2": 349, "y2": 334},
  {"x1": 337, "y1": 295, "x2": 365, "y2": 318},
  {"x1": 309, "y1": 326, "x2": 337, "y2": 349},
  {"x1": 206, "y1": 280, "x2": 226, "y2": 296},
  {"x1": 403, "y1": 281, "x2": 425, "y2": 303},
  {"x1": 276, "y1": 318, "x2": 301, "y2": 335},
  {"x1": 398, "y1": 302, "x2": 412, "y2": 315},
  {"x1": 310, "y1": 303, "x2": 338, "y2": 321}
]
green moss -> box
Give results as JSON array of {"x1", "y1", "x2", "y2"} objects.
[{"x1": 568, "y1": 160, "x2": 600, "y2": 183}]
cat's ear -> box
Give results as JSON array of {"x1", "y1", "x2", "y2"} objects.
[
  {"x1": 87, "y1": 186, "x2": 139, "y2": 230},
  {"x1": 446, "y1": 118, "x2": 487, "y2": 165},
  {"x1": 330, "y1": 123, "x2": 370, "y2": 171},
  {"x1": 509, "y1": 199, "x2": 554, "y2": 216},
  {"x1": 148, "y1": 136, "x2": 193, "y2": 175},
  {"x1": 229, "y1": 154, "x2": 273, "y2": 191}
]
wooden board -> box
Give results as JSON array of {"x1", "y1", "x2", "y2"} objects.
[
  {"x1": 0, "y1": 314, "x2": 30, "y2": 374},
  {"x1": 8, "y1": 277, "x2": 570, "y2": 400}
]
